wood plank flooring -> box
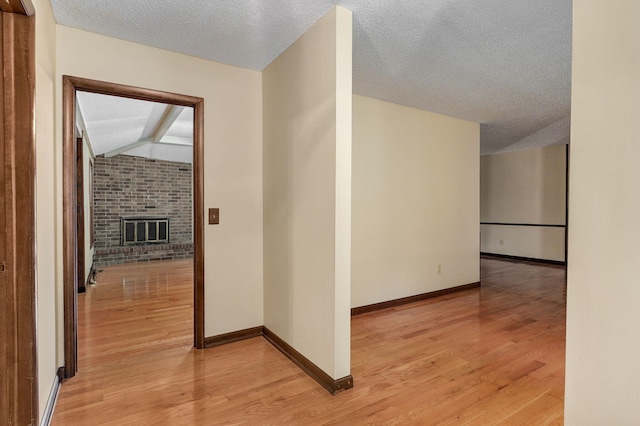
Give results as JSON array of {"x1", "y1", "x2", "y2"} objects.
[{"x1": 52, "y1": 257, "x2": 566, "y2": 425}]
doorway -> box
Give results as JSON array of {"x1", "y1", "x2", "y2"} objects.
[{"x1": 62, "y1": 76, "x2": 205, "y2": 378}]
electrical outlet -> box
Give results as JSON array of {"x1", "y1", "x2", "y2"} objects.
[
  {"x1": 500, "y1": 239, "x2": 504, "y2": 245},
  {"x1": 438, "y1": 264, "x2": 442, "y2": 275}
]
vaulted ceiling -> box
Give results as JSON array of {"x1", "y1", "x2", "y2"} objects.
[
  {"x1": 76, "y1": 92, "x2": 194, "y2": 164},
  {"x1": 55, "y1": 0, "x2": 572, "y2": 156}
]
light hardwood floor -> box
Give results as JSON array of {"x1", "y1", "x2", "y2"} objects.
[{"x1": 52, "y1": 257, "x2": 565, "y2": 425}]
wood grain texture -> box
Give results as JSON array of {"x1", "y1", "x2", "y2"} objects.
[
  {"x1": 0, "y1": 0, "x2": 35, "y2": 16},
  {"x1": 0, "y1": 13, "x2": 9, "y2": 422},
  {"x1": 204, "y1": 326, "x2": 264, "y2": 348},
  {"x1": 352, "y1": 281, "x2": 481, "y2": 316},
  {"x1": 52, "y1": 257, "x2": 565, "y2": 425},
  {"x1": 263, "y1": 327, "x2": 354, "y2": 395},
  {"x1": 0, "y1": 10, "x2": 37, "y2": 425},
  {"x1": 77, "y1": 137, "x2": 86, "y2": 294},
  {"x1": 62, "y1": 75, "x2": 79, "y2": 377},
  {"x1": 206, "y1": 327, "x2": 353, "y2": 394}
]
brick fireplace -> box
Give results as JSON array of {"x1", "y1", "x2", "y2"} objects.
[{"x1": 92, "y1": 154, "x2": 193, "y2": 266}]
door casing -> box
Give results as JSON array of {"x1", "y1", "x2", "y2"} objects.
[
  {"x1": 0, "y1": 4, "x2": 38, "y2": 424},
  {"x1": 62, "y1": 76, "x2": 205, "y2": 378}
]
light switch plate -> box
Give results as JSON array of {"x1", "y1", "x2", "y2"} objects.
[{"x1": 209, "y1": 208, "x2": 219, "y2": 225}]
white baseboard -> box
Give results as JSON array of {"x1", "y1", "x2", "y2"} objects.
[{"x1": 40, "y1": 368, "x2": 63, "y2": 426}]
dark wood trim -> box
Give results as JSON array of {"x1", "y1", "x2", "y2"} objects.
[
  {"x1": 352, "y1": 282, "x2": 481, "y2": 316},
  {"x1": 62, "y1": 75, "x2": 206, "y2": 376},
  {"x1": 262, "y1": 327, "x2": 354, "y2": 395},
  {"x1": 0, "y1": 0, "x2": 35, "y2": 16},
  {"x1": 14, "y1": 13, "x2": 38, "y2": 421},
  {"x1": 481, "y1": 253, "x2": 566, "y2": 267},
  {"x1": 62, "y1": 76, "x2": 78, "y2": 378},
  {"x1": 204, "y1": 326, "x2": 264, "y2": 348},
  {"x1": 77, "y1": 136, "x2": 86, "y2": 294},
  {"x1": 63, "y1": 76, "x2": 203, "y2": 107},
  {"x1": 0, "y1": 11, "x2": 38, "y2": 424},
  {"x1": 480, "y1": 222, "x2": 566, "y2": 228},
  {"x1": 193, "y1": 98, "x2": 205, "y2": 349},
  {"x1": 204, "y1": 326, "x2": 353, "y2": 394}
]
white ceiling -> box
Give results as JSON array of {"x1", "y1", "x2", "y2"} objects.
[
  {"x1": 55, "y1": 0, "x2": 572, "y2": 155},
  {"x1": 76, "y1": 92, "x2": 194, "y2": 164}
]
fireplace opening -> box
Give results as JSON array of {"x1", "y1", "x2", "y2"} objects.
[{"x1": 121, "y1": 217, "x2": 169, "y2": 245}]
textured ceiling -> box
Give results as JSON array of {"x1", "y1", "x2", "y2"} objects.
[{"x1": 53, "y1": 0, "x2": 572, "y2": 155}]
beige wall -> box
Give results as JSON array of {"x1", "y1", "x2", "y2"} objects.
[
  {"x1": 566, "y1": 0, "x2": 640, "y2": 423},
  {"x1": 352, "y1": 95, "x2": 479, "y2": 308},
  {"x1": 480, "y1": 225, "x2": 565, "y2": 261},
  {"x1": 54, "y1": 26, "x2": 264, "y2": 340},
  {"x1": 33, "y1": 0, "x2": 59, "y2": 421},
  {"x1": 480, "y1": 145, "x2": 567, "y2": 261},
  {"x1": 263, "y1": 7, "x2": 352, "y2": 379}
]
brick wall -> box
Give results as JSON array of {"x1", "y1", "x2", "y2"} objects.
[{"x1": 93, "y1": 154, "x2": 192, "y2": 266}]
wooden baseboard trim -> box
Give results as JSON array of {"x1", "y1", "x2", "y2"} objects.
[
  {"x1": 204, "y1": 326, "x2": 264, "y2": 348},
  {"x1": 351, "y1": 282, "x2": 481, "y2": 316},
  {"x1": 262, "y1": 327, "x2": 353, "y2": 395},
  {"x1": 41, "y1": 367, "x2": 64, "y2": 426},
  {"x1": 204, "y1": 326, "x2": 354, "y2": 395},
  {"x1": 480, "y1": 252, "x2": 566, "y2": 266}
]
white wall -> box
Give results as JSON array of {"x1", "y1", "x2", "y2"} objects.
[
  {"x1": 54, "y1": 26, "x2": 264, "y2": 340},
  {"x1": 33, "y1": 0, "x2": 59, "y2": 421},
  {"x1": 263, "y1": 6, "x2": 352, "y2": 379},
  {"x1": 352, "y1": 95, "x2": 479, "y2": 308},
  {"x1": 83, "y1": 136, "x2": 94, "y2": 282},
  {"x1": 480, "y1": 145, "x2": 567, "y2": 262},
  {"x1": 565, "y1": 0, "x2": 640, "y2": 423}
]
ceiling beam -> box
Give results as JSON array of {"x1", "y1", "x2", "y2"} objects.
[
  {"x1": 151, "y1": 104, "x2": 184, "y2": 142},
  {"x1": 103, "y1": 104, "x2": 186, "y2": 158},
  {"x1": 103, "y1": 139, "x2": 151, "y2": 158},
  {"x1": 103, "y1": 137, "x2": 193, "y2": 158},
  {"x1": 155, "y1": 136, "x2": 192, "y2": 146}
]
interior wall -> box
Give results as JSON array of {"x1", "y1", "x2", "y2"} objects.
[
  {"x1": 351, "y1": 95, "x2": 480, "y2": 308},
  {"x1": 33, "y1": 0, "x2": 59, "y2": 421},
  {"x1": 82, "y1": 136, "x2": 94, "y2": 281},
  {"x1": 566, "y1": 0, "x2": 640, "y2": 423},
  {"x1": 54, "y1": 25, "x2": 264, "y2": 340},
  {"x1": 263, "y1": 6, "x2": 352, "y2": 379},
  {"x1": 480, "y1": 145, "x2": 567, "y2": 262}
]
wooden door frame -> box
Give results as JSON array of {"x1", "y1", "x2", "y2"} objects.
[
  {"x1": 0, "y1": 2, "x2": 37, "y2": 425},
  {"x1": 62, "y1": 76, "x2": 205, "y2": 378},
  {"x1": 76, "y1": 136, "x2": 87, "y2": 294}
]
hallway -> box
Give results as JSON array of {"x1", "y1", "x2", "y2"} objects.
[{"x1": 52, "y1": 257, "x2": 565, "y2": 424}]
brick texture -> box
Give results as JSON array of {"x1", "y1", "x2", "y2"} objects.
[{"x1": 93, "y1": 154, "x2": 193, "y2": 266}]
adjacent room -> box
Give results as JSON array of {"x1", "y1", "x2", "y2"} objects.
[
  {"x1": 75, "y1": 92, "x2": 195, "y2": 273},
  {"x1": 69, "y1": 92, "x2": 197, "y2": 395}
]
